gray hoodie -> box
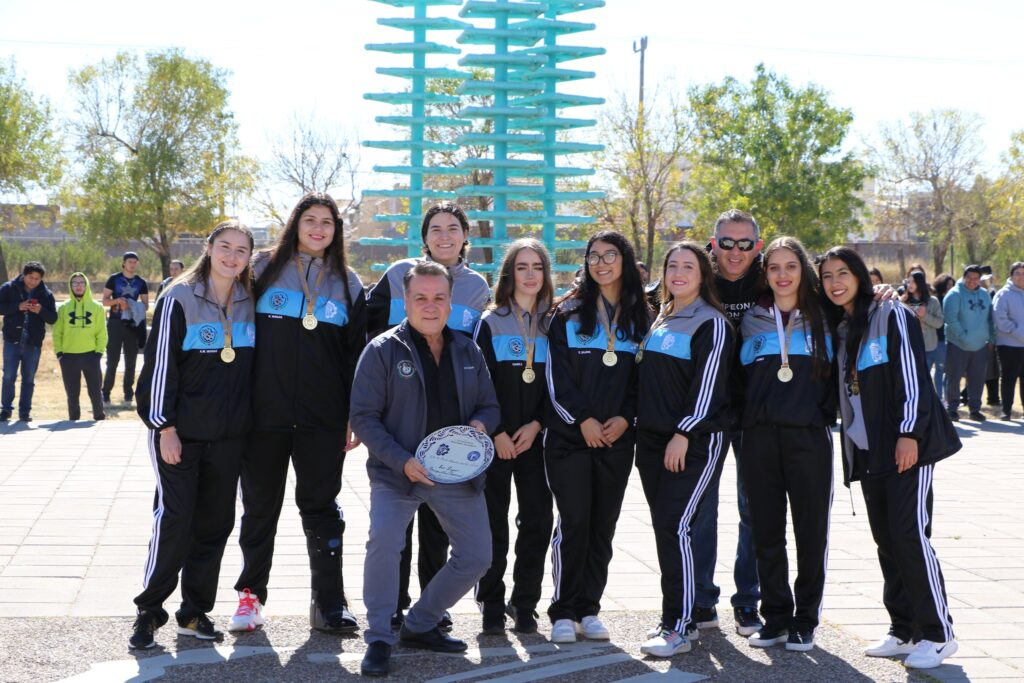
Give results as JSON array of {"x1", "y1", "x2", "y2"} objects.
[
  {"x1": 349, "y1": 319, "x2": 501, "y2": 492},
  {"x1": 993, "y1": 279, "x2": 1024, "y2": 347}
]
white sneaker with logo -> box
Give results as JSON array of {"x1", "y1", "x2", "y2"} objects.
[
  {"x1": 577, "y1": 615, "x2": 610, "y2": 640},
  {"x1": 550, "y1": 618, "x2": 577, "y2": 643},
  {"x1": 228, "y1": 589, "x2": 265, "y2": 632},
  {"x1": 864, "y1": 634, "x2": 916, "y2": 657},
  {"x1": 904, "y1": 639, "x2": 958, "y2": 669},
  {"x1": 640, "y1": 628, "x2": 692, "y2": 657}
]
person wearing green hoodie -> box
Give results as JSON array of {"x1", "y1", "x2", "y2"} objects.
[
  {"x1": 53, "y1": 273, "x2": 107, "y2": 421},
  {"x1": 942, "y1": 264, "x2": 996, "y2": 421}
]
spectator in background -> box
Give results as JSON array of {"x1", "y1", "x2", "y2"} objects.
[
  {"x1": 943, "y1": 265, "x2": 995, "y2": 422},
  {"x1": 101, "y1": 251, "x2": 149, "y2": 404},
  {"x1": 982, "y1": 272, "x2": 1002, "y2": 407},
  {"x1": 993, "y1": 262, "x2": 1024, "y2": 420},
  {"x1": 157, "y1": 259, "x2": 185, "y2": 297},
  {"x1": 868, "y1": 267, "x2": 884, "y2": 286},
  {"x1": 53, "y1": 273, "x2": 107, "y2": 421},
  {"x1": 932, "y1": 274, "x2": 956, "y2": 404},
  {"x1": 637, "y1": 261, "x2": 650, "y2": 284},
  {"x1": 901, "y1": 271, "x2": 944, "y2": 390},
  {"x1": 0, "y1": 261, "x2": 58, "y2": 422}
]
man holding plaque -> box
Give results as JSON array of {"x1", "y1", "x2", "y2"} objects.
[{"x1": 350, "y1": 261, "x2": 500, "y2": 677}]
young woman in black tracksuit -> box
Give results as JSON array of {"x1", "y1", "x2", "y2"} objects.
[
  {"x1": 130, "y1": 221, "x2": 256, "y2": 649},
  {"x1": 230, "y1": 193, "x2": 366, "y2": 634},
  {"x1": 472, "y1": 238, "x2": 555, "y2": 636},
  {"x1": 636, "y1": 242, "x2": 734, "y2": 658},
  {"x1": 738, "y1": 236, "x2": 836, "y2": 652},
  {"x1": 819, "y1": 247, "x2": 961, "y2": 670},
  {"x1": 544, "y1": 230, "x2": 651, "y2": 644},
  {"x1": 367, "y1": 202, "x2": 490, "y2": 630}
]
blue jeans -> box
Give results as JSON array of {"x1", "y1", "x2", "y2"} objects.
[
  {"x1": 2, "y1": 341, "x2": 42, "y2": 416},
  {"x1": 931, "y1": 341, "x2": 946, "y2": 398},
  {"x1": 691, "y1": 429, "x2": 760, "y2": 608}
]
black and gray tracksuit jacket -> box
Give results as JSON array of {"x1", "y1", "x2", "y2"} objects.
[
  {"x1": 136, "y1": 280, "x2": 255, "y2": 440},
  {"x1": 836, "y1": 300, "x2": 961, "y2": 484},
  {"x1": 349, "y1": 320, "x2": 501, "y2": 493},
  {"x1": 636, "y1": 299, "x2": 734, "y2": 445},
  {"x1": 251, "y1": 251, "x2": 366, "y2": 432},
  {"x1": 366, "y1": 257, "x2": 490, "y2": 338}
]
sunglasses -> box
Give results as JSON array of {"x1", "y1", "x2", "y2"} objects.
[{"x1": 716, "y1": 237, "x2": 757, "y2": 252}]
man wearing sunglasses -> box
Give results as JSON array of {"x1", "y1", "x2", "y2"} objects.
[{"x1": 686, "y1": 209, "x2": 765, "y2": 639}]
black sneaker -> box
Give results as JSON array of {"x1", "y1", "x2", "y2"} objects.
[
  {"x1": 391, "y1": 609, "x2": 406, "y2": 631},
  {"x1": 129, "y1": 610, "x2": 160, "y2": 649},
  {"x1": 437, "y1": 610, "x2": 453, "y2": 632},
  {"x1": 786, "y1": 627, "x2": 815, "y2": 651},
  {"x1": 693, "y1": 606, "x2": 719, "y2": 629},
  {"x1": 18, "y1": 414, "x2": 30, "y2": 422},
  {"x1": 176, "y1": 611, "x2": 221, "y2": 640},
  {"x1": 102, "y1": 394, "x2": 111, "y2": 404},
  {"x1": 969, "y1": 411, "x2": 987, "y2": 422},
  {"x1": 0, "y1": 411, "x2": 10, "y2": 422},
  {"x1": 733, "y1": 606, "x2": 763, "y2": 637},
  {"x1": 748, "y1": 623, "x2": 789, "y2": 648},
  {"x1": 506, "y1": 604, "x2": 538, "y2": 634},
  {"x1": 947, "y1": 410, "x2": 960, "y2": 421},
  {"x1": 1001, "y1": 412, "x2": 1013, "y2": 421},
  {"x1": 399, "y1": 624, "x2": 467, "y2": 653},
  {"x1": 482, "y1": 612, "x2": 506, "y2": 635}
]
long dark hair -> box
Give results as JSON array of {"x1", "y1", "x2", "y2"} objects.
[
  {"x1": 555, "y1": 230, "x2": 651, "y2": 342},
  {"x1": 255, "y1": 192, "x2": 351, "y2": 304},
  {"x1": 932, "y1": 273, "x2": 955, "y2": 300},
  {"x1": 492, "y1": 238, "x2": 554, "y2": 323},
  {"x1": 818, "y1": 246, "x2": 875, "y2": 386},
  {"x1": 421, "y1": 201, "x2": 471, "y2": 260},
  {"x1": 659, "y1": 241, "x2": 725, "y2": 317},
  {"x1": 762, "y1": 236, "x2": 830, "y2": 378},
  {"x1": 175, "y1": 219, "x2": 255, "y2": 298},
  {"x1": 904, "y1": 270, "x2": 931, "y2": 304}
]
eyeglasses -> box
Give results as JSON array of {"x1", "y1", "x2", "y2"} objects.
[
  {"x1": 717, "y1": 237, "x2": 757, "y2": 252},
  {"x1": 586, "y1": 251, "x2": 620, "y2": 266}
]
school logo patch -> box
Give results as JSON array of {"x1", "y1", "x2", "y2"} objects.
[
  {"x1": 269, "y1": 291, "x2": 288, "y2": 310},
  {"x1": 752, "y1": 335, "x2": 766, "y2": 354},
  {"x1": 660, "y1": 333, "x2": 676, "y2": 351},
  {"x1": 199, "y1": 324, "x2": 218, "y2": 346},
  {"x1": 437, "y1": 444, "x2": 450, "y2": 457},
  {"x1": 507, "y1": 337, "x2": 525, "y2": 358},
  {"x1": 467, "y1": 450, "x2": 481, "y2": 462},
  {"x1": 463, "y1": 309, "x2": 473, "y2": 328},
  {"x1": 575, "y1": 330, "x2": 593, "y2": 345},
  {"x1": 397, "y1": 360, "x2": 416, "y2": 379},
  {"x1": 869, "y1": 340, "x2": 883, "y2": 363},
  {"x1": 325, "y1": 300, "x2": 338, "y2": 320}
]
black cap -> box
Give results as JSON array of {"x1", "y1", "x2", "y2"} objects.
[
  {"x1": 122, "y1": 251, "x2": 140, "y2": 262},
  {"x1": 963, "y1": 264, "x2": 982, "y2": 277}
]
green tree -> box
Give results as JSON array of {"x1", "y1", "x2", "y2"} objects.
[
  {"x1": 869, "y1": 109, "x2": 983, "y2": 274},
  {"x1": 62, "y1": 50, "x2": 255, "y2": 277},
  {"x1": 0, "y1": 58, "x2": 63, "y2": 280},
  {"x1": 687, "y1": 64, "x2": 866, "y2": 251}
]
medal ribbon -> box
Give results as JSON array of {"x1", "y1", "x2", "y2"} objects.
[
  {"x1": 597, "y1": 297, "x2": 619, "y2": 358},
  {"x1": 213, "y1": 280, "x2": 234, "y2": 351},
  {"x1": 772, "y1": 305, "x2": 798, "y2": 370},
  {"x1": 294, "y1": 255, "x2": 326, "y2": 323},
  {"x1": 511, "y1": 301, "x2": 539, "y2": 375}
]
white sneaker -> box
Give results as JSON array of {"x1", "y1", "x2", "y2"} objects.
[
  {"x1": 641, "y1": 628, "x2": 692, "y2": 657},
  {"x1": 578, "y1": 615, "x2": 610, "y2": 640},
  {"x1": 646, "y1": 622, "x2": 664, "y2": 639},
  {"x1": 864, "y1": 635, "x2": 916, "y2": 657},
  {"x1": 905, "y1": 639, "x2": 958, "y2": 669},
  {"x1": 551, "y1": 618, "x2": 577, "y2": 643},
  {"x1": 228, "y1": 589, "x2": 265, "y2": 632}
]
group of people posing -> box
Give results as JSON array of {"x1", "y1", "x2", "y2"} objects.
[{"x1": 122, "y1": 195, "x2": 962, "y2": 677}]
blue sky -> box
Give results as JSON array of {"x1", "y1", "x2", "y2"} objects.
[{"x1": 2, "y1": 0, "x2": 1021, "y2": 207}]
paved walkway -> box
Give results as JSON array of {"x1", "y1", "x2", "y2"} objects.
[{"x1": 1, "y1": 418, "x2": 1022, "y2": 681}]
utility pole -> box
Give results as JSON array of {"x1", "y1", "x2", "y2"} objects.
[{"x1": 633, "y1": 36, "x2": 648, "y2": 115}]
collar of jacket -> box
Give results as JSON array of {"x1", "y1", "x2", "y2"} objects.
[
  {"x1": 192, "y1": 278, "x2": 250, "y2": 306},
  {"x1": 667, "y1": 298, "x2": 710, "y2": 320},
  {"x1": 393, "y1": 319, "x2": 468, "y2": 420}
]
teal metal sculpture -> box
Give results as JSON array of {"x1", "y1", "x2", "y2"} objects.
[{"x1": 362, "y1": 0, "x2": 606, "y2": 273}]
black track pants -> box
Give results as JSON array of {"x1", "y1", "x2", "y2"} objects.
[
  {"x1": 134, "y1": 432, "x2": 243, "y2": 620},
  {"x1": 544, "y1": 438, "x2": 634, "y2": 623},
  {"x1": 235, "y1": 430, "x2": 347, "y2": 605},
  {"x1": 475, "y1": 443, "x2": 554, "y2": 617},
  {"x1": 636, "y1": 429, "x2": 724, "y2": 632},
  {"x1": 740, "y1": 424, "x2": 833, "y2": 631},
  {"x1": 860, "y1": 461, "x2": 955, "y2": 643}
]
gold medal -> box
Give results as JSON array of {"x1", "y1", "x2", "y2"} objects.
[
  {"x1": 777, "y1": 364, "x2": 793, "y2": 383},
  {"x1": 302, "y1": 314, "x2": 318, "y2": 330},
  {"x1": 511, "y1": 300, "x2": 542, "y2": 386},
  {"x1": 220, "y1": 347, "x2": 236, "y2": 363},
  {"x1": 635, "y1": 349, "x2": 643, "y2": 363},
  {"x1": 603, "y1": 351, "x2": 618, "y2": 367},
  {"x1": 210, "y1": 278, "x2": 237, "y2": 366},
  {"x1": 522, "y1": 368, "x2": 536, "y2": 383}
]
